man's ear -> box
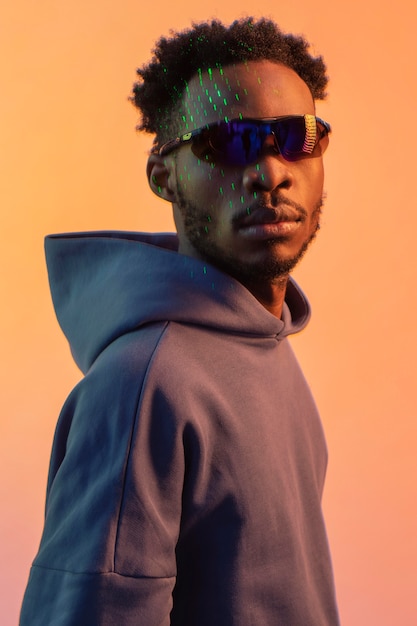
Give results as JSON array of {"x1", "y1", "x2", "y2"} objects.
[{"x1": 146, "y1": 153, "x2": 177, "y2": 203}]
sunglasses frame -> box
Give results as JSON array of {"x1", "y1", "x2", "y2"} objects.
[{"x1": 158, "y1": 114, "x2": 331, "y2": 164}]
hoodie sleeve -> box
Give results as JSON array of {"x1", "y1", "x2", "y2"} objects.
[{"x1": 20, "y1": 326, "x2": 183, "y2": 626}]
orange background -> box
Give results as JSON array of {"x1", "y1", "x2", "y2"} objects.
[{"x1": 1, "y1": 2, "x2": 416, "y2": 624}]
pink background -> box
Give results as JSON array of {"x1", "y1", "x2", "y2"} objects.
[{"x1": 1, "y1": 1, "x2": 416, "y2": 624}]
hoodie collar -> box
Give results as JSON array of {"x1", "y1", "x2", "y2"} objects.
[{"x1": 45, "y1": 231, "x2": 311, "y2": 373}]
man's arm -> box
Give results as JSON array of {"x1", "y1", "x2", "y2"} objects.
[{"x1": 20, "y1": 327, "x2": 183, "y2": 625}]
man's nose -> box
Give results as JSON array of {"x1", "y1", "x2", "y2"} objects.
[{"x1": 242, "y1": 134, "x2": 294, "y2": 193}]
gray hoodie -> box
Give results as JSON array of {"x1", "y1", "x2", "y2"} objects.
[{"x1": 20, "y1": 231, "x2": 339, "y2": 625}]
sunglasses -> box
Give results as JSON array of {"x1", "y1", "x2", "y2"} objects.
[{"x1": 158, "y1": 114, "x2": 331, "y2": 166}]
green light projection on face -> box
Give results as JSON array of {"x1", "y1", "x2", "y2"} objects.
[{"x1": 175, "y1": 62, "x2": 269, "y2": 225}]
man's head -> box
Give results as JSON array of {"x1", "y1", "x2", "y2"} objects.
[
  {"x1": 132, "y1": 18, "x2": 328, "y2": 150},
  {"x1": 132, "y1": 18, "x2": 330, "y2": 300}
]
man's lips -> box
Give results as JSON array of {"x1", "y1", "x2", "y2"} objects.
[
  {"x1": 233, "y1": 204, "x2": 305, "y2": 239},
  {"x1": 235, "y1": 205, "x2": 304, "y2": 228}
]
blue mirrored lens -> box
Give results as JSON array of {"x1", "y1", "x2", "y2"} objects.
[{"x1": 192, "y1": 118, "x2": 312, "y2": 165}]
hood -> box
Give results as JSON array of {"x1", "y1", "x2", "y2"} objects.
[{"x1": 45, "y1": 231, "x2": 311, "y2": 373}]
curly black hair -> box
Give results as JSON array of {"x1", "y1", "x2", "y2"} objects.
[{"x1": 131, "y1": 17, "x2": 328, "y2": 149}]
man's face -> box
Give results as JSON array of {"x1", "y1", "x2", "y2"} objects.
[{"x1": 167, "y1": 60, "x2": 326, "y2": 285}]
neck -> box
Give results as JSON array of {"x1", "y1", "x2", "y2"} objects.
[
  {"x1": 241, "y1": 275, "x2": 289, "y2": 319},
  {"x1": 175, "y1": 231, "x2": 289, "y2": 319}
]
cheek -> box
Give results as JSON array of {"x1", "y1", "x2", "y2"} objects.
[
  {"x1": 178, "y1": 158, "x2": 243, "y2": 212},
  {"x1": 298, "y1": 159, "x2": 325, "y2": 202},
  {"x1": 176, "y1": 158, "x2": 217, "y2": 198}
]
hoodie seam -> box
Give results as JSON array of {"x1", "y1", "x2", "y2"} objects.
[
  {"x1": 111, "y1": 320, "x2": 171, "y2": 576},
  {"x1": 30, "y1": 563, "x2": 175, "y2": 581}
]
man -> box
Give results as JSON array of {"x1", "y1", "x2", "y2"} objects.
[{"x1": 20, "y1": 18, "x2": 339, "y2": 625}]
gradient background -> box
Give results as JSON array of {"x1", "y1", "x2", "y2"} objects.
[{"x1": 1, "y1": 1, "x2": 416, "y2": 624}]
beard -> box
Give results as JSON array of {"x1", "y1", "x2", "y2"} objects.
[{"x1": 176, "y1": 182, "x2": 323, "y2": 286}]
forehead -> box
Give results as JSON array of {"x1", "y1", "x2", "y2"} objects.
[{"x1": 180, "y1": 60, "x2": 315, "y2": 131}]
